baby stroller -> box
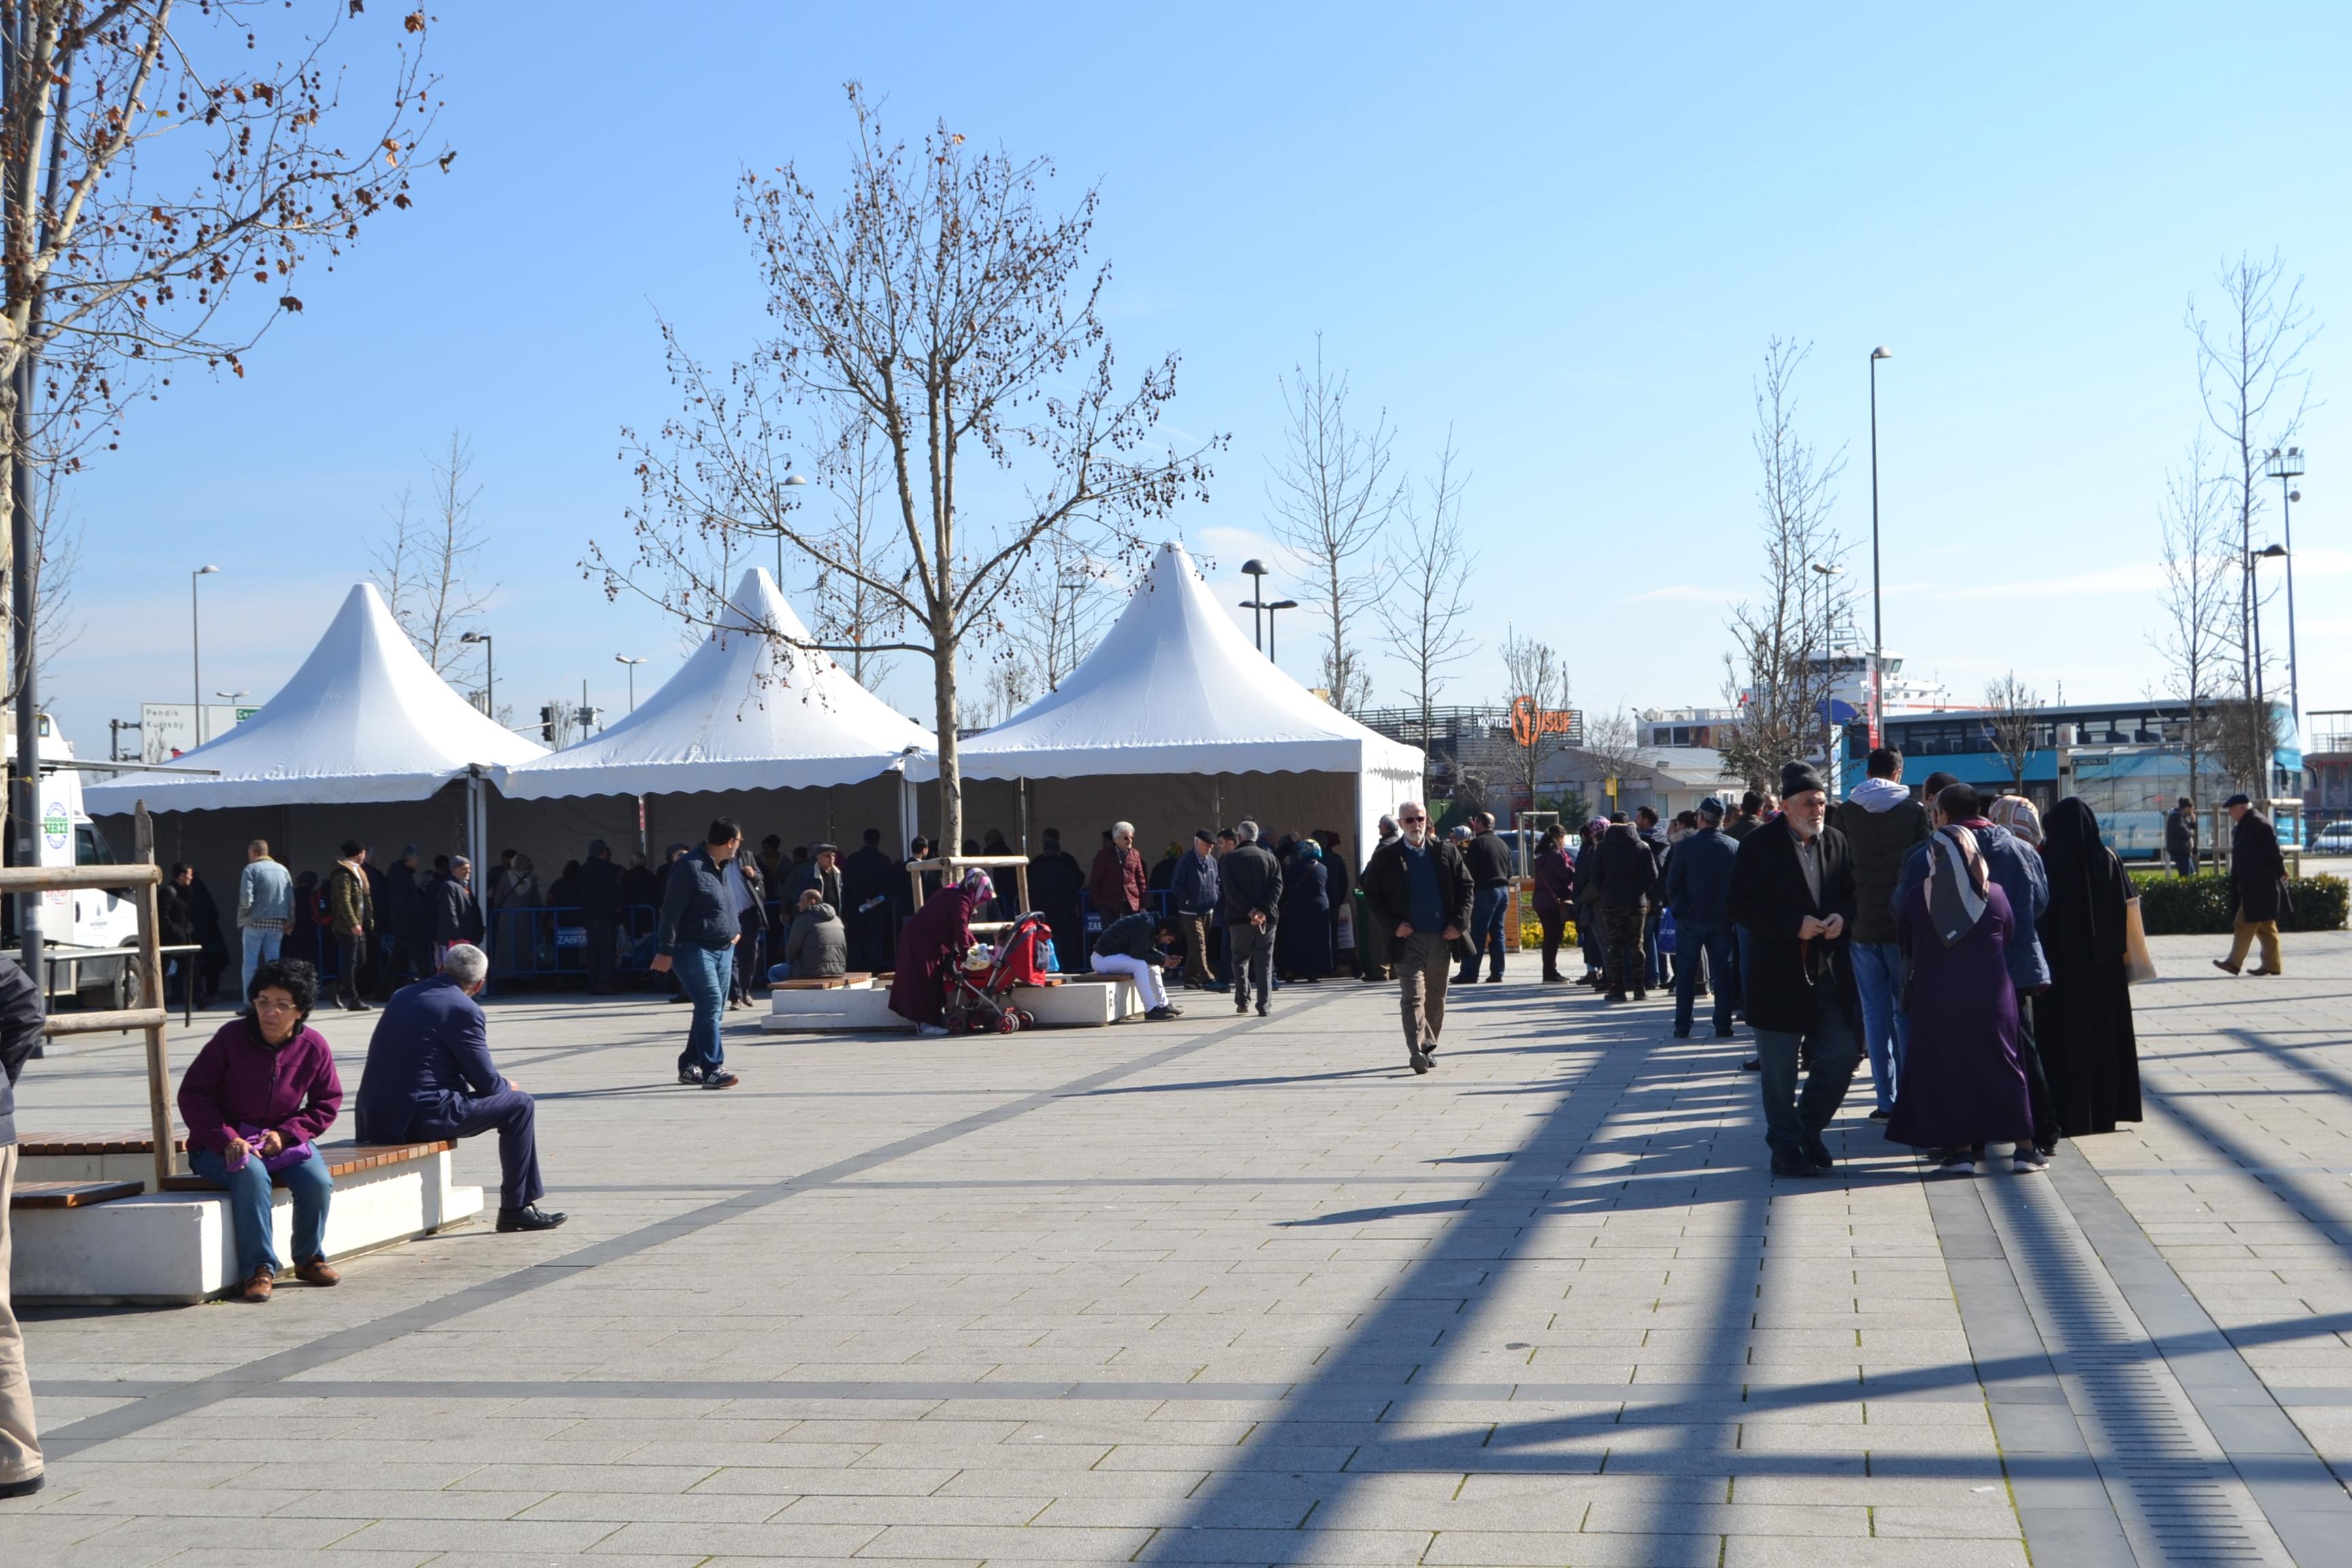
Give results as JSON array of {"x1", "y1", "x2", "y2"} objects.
[{"x1": 942, "y1": 911, "x2": 1055, "y2": 1034}]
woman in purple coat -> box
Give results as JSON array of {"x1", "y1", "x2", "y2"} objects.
[
  {"x1": 1889, "y1": 825, "x2": 2036, "y2": 1177},
  {"x1": 177, "y1": 958, "x2": 344, "y2": 1301},
  {"x1": 888, "y1": 870, "x2": 985, "y2": 1036}
]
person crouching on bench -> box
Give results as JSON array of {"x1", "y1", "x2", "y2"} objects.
[
  {"x1": 1091, "y1": 911, "x2": 1185, "y2": 1022},
  {"x1": 355, "y1": 943, "x2": 566, "y2": 1233}
]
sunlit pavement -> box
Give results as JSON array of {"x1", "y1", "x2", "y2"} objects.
[{"x1": 5, "y1": 932, "x2": 2350, "y2": 1566}]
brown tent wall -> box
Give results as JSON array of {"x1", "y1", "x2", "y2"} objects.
[{"x1": 949, "y1": 770, "x2": 1361, "y2": 868}]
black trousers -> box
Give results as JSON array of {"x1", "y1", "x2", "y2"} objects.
[
  {"x1": 2014, "y1": 989, "x2": 2060, "y2": 1150},
  {"x1": 336, "y1": 933, "x2": 369, "y2": 1008},
  {"x1": 585, "y1": 918, "x2": 618, "y2": 993},
  {"x1": 1601, "y1": 906, "x2": 1646, "y2": 996},
  {"x1": 434, "y1": 1090, "x2": 544, "y2": 1210}
]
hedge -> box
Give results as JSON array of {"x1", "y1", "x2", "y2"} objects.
[{"x1": 2128, "y1": 870, "x2": 2349, "y2": 935}]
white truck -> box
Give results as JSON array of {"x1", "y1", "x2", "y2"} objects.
[{"x1": 6, "y1": 713, "x2": 146, "y2": 1007}]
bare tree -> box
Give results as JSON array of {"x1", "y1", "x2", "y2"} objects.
[
  {"x1": 1580, "y1": 707, "x2": 1646, "y2": 816},
  {"x1": 1267, "y1": 334, "x2": 1399, "y2": 715},
  {"x1": 804, "y1": 417, "x2": 904, "y2": 691},
  {"x1": 2215, "y1": 692, "x2": 2280, "y2": 798},
  {"x1": 998, "y1": 527, "x2": 1115, "y2": 696},
  {"x1": 1499, "y1": 627, "x2": 1572, "y2": 823},
  {"x1": 0, "y1": 1, "x2": 440, "y2": 665},
  {"x1": 594, "y1": 86, "x2": 1213, "y2": 852},
  {"x1": 2150, "y1": 436, "x2": 2234, "y2": 849},
  {"x1": 1984, "y1": 670, "x2": 2039, "y2": 796},
  {"x1": 1719, "y1": 338, "x2": 1852, "y2": 791},
  {"x1": 1373, "y1": 433, "x2": 1476, "y2": 796},
  {"x1": 2189, "y1": 252, "x2": 2318, "y2": 710},
  {"x1": 372, "y1": 429, "x2": 493, "y2": 682}
]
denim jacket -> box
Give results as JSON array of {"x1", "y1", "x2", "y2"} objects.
[{"x1": 238, "y1": 858, "x2": 294, "y2": 930}]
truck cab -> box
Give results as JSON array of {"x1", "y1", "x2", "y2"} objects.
[{"x1": 5, "y1": 713, "x2": 145, "y2": 1005}]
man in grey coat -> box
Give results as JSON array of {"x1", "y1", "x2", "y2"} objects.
[{"x1": 779, "y1": 891, "x2": 848, "y2": 981}]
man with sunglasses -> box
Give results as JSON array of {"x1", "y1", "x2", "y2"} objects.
[{"x1": 1362, "y1": 801, "x2": 1473, "y2": 1074}]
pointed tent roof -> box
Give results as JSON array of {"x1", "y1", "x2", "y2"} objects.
[
  {"x1": 86, "y1": 583, "x2": 547, "y2": 812},
  {"x1": 958, "y1": 542, "x2": 1424, "y2": 783},
  {"x1": 500, "y1": 567, "x2": 934, "y2": 799}
]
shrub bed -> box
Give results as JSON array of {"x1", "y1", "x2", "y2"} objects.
[{"x1": 2128, "y1": 870, "x2": 2349, "y2": 934}]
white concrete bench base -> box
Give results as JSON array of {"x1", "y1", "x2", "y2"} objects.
[
  {"x1": 11, "y1": 1149, "x2": 483, "y2": 1305},
  {"x1": 761, "y1": 976, "x2": 1141, "y2": 1030}
]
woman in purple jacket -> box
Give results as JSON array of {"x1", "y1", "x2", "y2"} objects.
[{"x1": 177, "y1": 958, "x2": 344, "y2": 1302}]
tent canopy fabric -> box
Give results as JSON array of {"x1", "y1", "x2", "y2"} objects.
[
  {"x1": 958, "y1": 542, "x2": 1422, "y2": 783},
  {"x1": 955, "y1": 542, "x2": 1423, "y2": 854},
  {"x1": 86, "y1": 583, "x2": 546, "y2": 812},
  {"x1": 500, "y1": 567, "x2": 934, "y2": 800}
]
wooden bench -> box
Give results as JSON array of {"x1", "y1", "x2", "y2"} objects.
[
  {"x1": 157, "y1": 1139, "x2": 459, "y2": 1192},
  {"x1": 17, "y1": 1129, "x2": 189, "y2": 1157},
  {"x1": 772, "y1": 973, "x2": 874, "y2": 990},
  {"x1": 11, "y1": 1179, "x2": 144, "y2": 1209}
]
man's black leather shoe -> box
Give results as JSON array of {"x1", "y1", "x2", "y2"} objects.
[{"x1": 497, "y1": 1205, "x2": 568, "y2": 1232}]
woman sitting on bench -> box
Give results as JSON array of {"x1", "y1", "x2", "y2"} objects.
[{"x1": 177, "y1": 958, "x2": 344, "y2": 1303}]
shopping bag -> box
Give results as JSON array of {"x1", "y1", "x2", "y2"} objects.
[{"x1": 2121, "y1": 896, "x2": 2159, "y2": 985}]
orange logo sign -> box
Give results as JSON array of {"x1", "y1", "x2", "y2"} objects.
[{"x1": 1510, "y1": 698, "x2": 1582, "y2": 748}]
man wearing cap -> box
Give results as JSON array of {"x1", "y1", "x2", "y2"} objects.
[
  {"x1": 2217, "y1": 792, "x2": 2287, "y2": 976},
  {"x1": 1728, "y1": 762, "x2": 1861, "y2": 1177},
  {"x1": 1664, "y1": 796, "x2": 1740, "y2": 1039},
  {"x1": 1170, "y1": 830, "x2": 1220, "y2": 989}
]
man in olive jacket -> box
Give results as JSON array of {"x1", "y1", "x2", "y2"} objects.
[
  {"x1": 326, "y1": 839, "x2": 376, "y2": 1013},
  {"x1": 1729, "y1": 762, "x2": 1861, "y2": 1177},
  {"x1": 1362, "y1": 801, "x2": 1473, "y2": 1075},
  {"x1": 1834, "y1": 747, "x2": 1931, "y2": 1118}
]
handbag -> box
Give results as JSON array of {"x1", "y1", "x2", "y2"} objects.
[{"x1": 2121, "y1": 896, "x2": 2158, "y2": 985}]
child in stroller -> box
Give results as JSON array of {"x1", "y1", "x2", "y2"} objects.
[{"x1": 943, "y1": 911, "x2": 1056, "y2": 1034}]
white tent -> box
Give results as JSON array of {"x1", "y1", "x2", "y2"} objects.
[
  {"x1": 88, "y1": 582, "x2": 545, "y2": 814},
  {"x1": 956, "y1": 542, "x2": 1424, "y2": 859},
  {"x1": 500, "y1": 567, "x2": 932, "y2": 800}
]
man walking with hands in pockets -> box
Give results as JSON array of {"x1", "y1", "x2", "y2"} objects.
[{"x1": 1363, "y1": 802, "x2": 1473, "y2": 1075}]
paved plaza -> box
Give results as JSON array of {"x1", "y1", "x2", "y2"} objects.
[{"x1": 5, "y1": 931, "x2": 2352, "y2": 1566}]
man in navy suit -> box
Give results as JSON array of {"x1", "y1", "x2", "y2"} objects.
[{"x1": 355, "y1": 943, "x2": 566, "y2": 1232}]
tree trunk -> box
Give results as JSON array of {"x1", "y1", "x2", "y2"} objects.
[{"x1": 932, "y1": 610, "x2": 962, "y2": 860}]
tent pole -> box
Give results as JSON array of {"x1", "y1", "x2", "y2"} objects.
[
  {"x1": 466, "y1": 768, "x2": 485, "y2": 887},
  {"x1": 1017, "y1": 779, "x2": 1029, "y2": 855}
]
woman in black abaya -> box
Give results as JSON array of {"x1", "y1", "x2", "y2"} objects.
[{"x1": 2036, "y1": 798, "x2": 2142, "y2": 1137}]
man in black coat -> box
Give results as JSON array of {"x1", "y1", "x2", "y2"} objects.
[
  {"x1": 1362, "y1": 801, "x2": 1473, "y2": 1075},
  {"x1": 1456, "y1": 813, "x2": 1514, "y2": 984},
  {"x1": 576, "y1": 840, "x2": 623, "y2": 994},
  {"x1": 1592, "y1": 816, "x2": 1659, "y2": 1002},
  {"x1": 840, "y1": 828, "x2": 898, "y2": 973},
  {"x1": 1727, "y1": 762, "x2": 1861, "y2": 1177},
  {"x1": 1216, "y1": 821, "x2": 1282, "y2": 1017},
  {"x1": 1027, "y1": 828, "x2": 1086, "y2": 978},
  {"x1": 1664, "y1": 797, "x2": 1740, "y2": 1039},
  {"x1": 2165, "y1": 796, "x2": 2198, "y2": 879},
  {"x1": 2217, "y1": 793, "x2": 2287, "y2": 976},
  {"x1": 436, "y1": 856, "x2": 486, "y2": 957},
  {"x1": 0, "y1": 953, "x2": 45, "y2": 1496}
]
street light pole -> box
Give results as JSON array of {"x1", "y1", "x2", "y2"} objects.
[
  {"x1": 773, "y1": 472, "x2": 808, "y2": 583},
  {"x1": 463, "y1": 631, "x2": 495, "y2": 719},
  {"x1": 1868, "y1": 347, "x2": 1892, "y2": 748},
  {"x1": 191, "y1": 565, "x2": 220, "y2": 747},
  {"x1": 1239, "y1": 559, "x2": 1269, "y2": 651},
  {"x1": 616, "y1": 654, "x2": 647, "y2": 713},
  {"x1": 2266, "y1": 447, "x2": 2306, "y2": 728},
  {"x1": 1812, "y1": 561, "x2": 1844, "y2": 798},
  {"x1": 1264, "y1": 599, "x2": 1299, "y2": 666}
]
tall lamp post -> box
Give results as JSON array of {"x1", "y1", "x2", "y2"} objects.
[
  {"x1": 615, "y1": 654, "x2": 647, "y2": 713},
  {"x1": 462, "y1": 630, "x2": 495, "y2": 719},
  {"x1": 2266, "y1": 446, "x2": 2306, "y2": 728},
  {"x1": 2250, "y1": 544, "x2": 2287, "y2": 773},
  {"x1": 1867, "y1": 347, "x2": 1892, "y2": 747},
  {"x1": 191, "y1": 565, "x2": 220, "y2": 746},
  {"x1": 1239, "y1": 559, "x2": 1270, "y2": 651},
  {"x1": 773, "y1": 472, "x2": 808, "y2": 582}
]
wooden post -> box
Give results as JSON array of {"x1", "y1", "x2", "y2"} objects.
[{"x1": 133, "y1": 803, "x2": 174, "y2": 1191}]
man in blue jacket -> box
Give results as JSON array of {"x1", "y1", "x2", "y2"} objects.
[
  {"x1": 1170, "y1": 830, "x2": 1220, "y2": 990},
  {"x1": 1664, "y1": 797, "x2": 1740, "y2": 1039},
  {"x1": 356, "y1": 944, "x2": 565, "y2": 1232},
  {"x1": 649, "y1": 819, "x2": 744, "y2": 1089},
  {"x1": 1895, "y1": 781, "x2": 2056, "y2": 1161}
]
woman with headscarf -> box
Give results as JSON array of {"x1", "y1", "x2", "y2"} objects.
[
  {"x1": 889, "y1": 868, "x2": 987, "y2": 1036},
  {"x1": 1279, "y1": 838, "x2": 1332, "y2": 981},
  {"x1": 1570, "y1": 818, "x2": 1610, "y2": 987},
  {"x1": 1987, "y1": 794, "x2": 2044, "y2": 850},
  {"x1": 1889, "y1": 823, "x2": 2037, "y2": 1177},
  {"x1": 2036, "y1": 798, "x2": 2141, "y2": 1137}
]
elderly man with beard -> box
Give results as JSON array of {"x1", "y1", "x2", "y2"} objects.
[
  {"x1": 1362, "y1": 801, "x2": 1473, "y2": 1075},
  {"x1": 1728, "y1": 763, "x2": 1862, "y2": 1177}
]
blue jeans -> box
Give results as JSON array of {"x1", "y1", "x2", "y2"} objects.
[
  {"x1": 1753, "y1": 1007, "x2": 1861, "y2": 1162},
  {"x1": 1673, "y1": 921, "x2": 1737, "y2": 1036},
  {"x1": 1850, "y1": 940, "x2": 1909, "y2": 1113},
  {"x1": 189, "y1": 1144, "x2": 332, "y2": 1279},
  {"x1": 1644, "y1": 906, "x2": 1665, "y2": 988},
  {"x1": 1458, "y1": 885, "x2": 1508, "y2": 981},
  {"x1": 673, "y1": 943, "x2": 732, "y2": 1077},
  {"x1": 240, "y1": 926, "x2": 283, "y2": 994}
]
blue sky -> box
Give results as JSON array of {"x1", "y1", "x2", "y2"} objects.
[{"x1": 49, "y1": 1, "x2": 2352, "y2": 760}]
